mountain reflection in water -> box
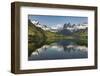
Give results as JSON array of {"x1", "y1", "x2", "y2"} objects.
[{"x1": 28, "y1": 40, "x2": 88, "y2": 60}]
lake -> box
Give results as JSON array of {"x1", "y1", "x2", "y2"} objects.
[{"x1": 28, "y1": 39, "x2": 88, "y2": 61}]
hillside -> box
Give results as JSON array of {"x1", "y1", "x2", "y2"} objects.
[
  {"x1": 28, "y1": 20, "x2": 47, "y2": 56},
  {"x1": 28, "y1": 20, "x2": 46, "y2": 43},
  {"x1": 28, "y1": 20, "x2": 61, "y2": 56}
]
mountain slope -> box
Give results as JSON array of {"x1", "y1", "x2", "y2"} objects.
[
  {"x1": 28, "y1": 20, "x2": 47, "y2": 56},
  {"x1": 28, "y1": 20, "x2": 46, "y2": 43}
]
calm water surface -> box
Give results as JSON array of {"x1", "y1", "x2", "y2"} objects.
[{"x1": 28, "y1": 40, "x2": 88, "y2": 60}]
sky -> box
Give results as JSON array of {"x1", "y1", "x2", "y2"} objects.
[{"x1": 28, "y1": 15, "x2": 88, "y2": 27}]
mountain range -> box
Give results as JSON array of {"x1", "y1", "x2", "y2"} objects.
[{"x1": 30, "y1": 19, "x2": 88, "y2": 35}]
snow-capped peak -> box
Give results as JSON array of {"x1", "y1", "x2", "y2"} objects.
[
  {"x1": 31, "y1": 20, "x2": 39, "y2": 25},
  {"x1": 51, "y1": 24, "x2": 63, "y2": 29},
  {"x1": 63, "y1": 23, "x2": 88, "y2": 32},
  {"x1": 31, "y1": 20, "x2": 51, "y2": 31},
  {"x1": 30, "y1": 19, "x2": 88, "y2": 33}
]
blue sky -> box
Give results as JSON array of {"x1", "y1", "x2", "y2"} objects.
[{"x1": 28, "y1": 15, "x2": 88, "y2": 27}]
